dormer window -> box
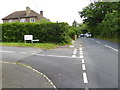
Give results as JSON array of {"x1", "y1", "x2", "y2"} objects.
[{"x1": 30, "y1": 18, "x2": 35, "y2": 22}]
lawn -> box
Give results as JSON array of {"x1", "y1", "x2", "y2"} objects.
[{"x1": 0, "y1": 42, "x2": 60, "y2": 49}]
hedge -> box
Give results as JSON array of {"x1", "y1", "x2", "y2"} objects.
[
  {"x1": 2, "y1": 22, "x2": 71, "y2": 44},
  {"x1": 0, "y1": 24, "x2": 2, "y2": 41}
]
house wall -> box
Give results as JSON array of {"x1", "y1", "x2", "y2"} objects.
[
  {"x1": 3, "y1": 19, "x2": 19, "y2": 23},
  {"x1": 35, "y1": 18, "x2": 39, "y2": 22},
  {"x1": 3, "y1": 20, "x2": 9, "y2": 23},
  {"x1": 25, "y1": 18, "x2": 30, "y2": 22},
  {"x1": 25, "y1": 18, "x2": 39, "y2": 22},
  {"x1": 3, "y1": 17, "x2": 39, "y2": 23}
]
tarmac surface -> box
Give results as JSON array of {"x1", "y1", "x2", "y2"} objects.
[
  {"x1": 1, "y1": 61, "x2": 56, "y2": 89},
  {"x1": 0, "y1": 37, "x2": 119, "y2": 89}
]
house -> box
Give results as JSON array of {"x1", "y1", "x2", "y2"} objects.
[{"x1": 2, "y1": 7, "x2": 50, "y2": 23}]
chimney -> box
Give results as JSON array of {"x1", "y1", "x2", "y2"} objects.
[
  {"x1": 40, "y1": 11, "x2": 43, "y2": 16},
  {"x1": 26, "y1": 7, "x2": 31, "y2": 16}
]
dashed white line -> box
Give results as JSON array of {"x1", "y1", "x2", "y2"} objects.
[
  {"x1": 80, "y1": 55, "x2": 84, "y2": 59},
  {"x1": 82, "y1": 64, "x2": 86, "y2": 70},
  {"x1": 73, "y1": 49, "x2": 77, "y2": 54},
  {"x1": 72, "y1": 55, "x2": 76, "y2": 58},
  {"x1": 105, "y1": 45, "x2": 118, "y2": 52},
  {"x1": 83, "y1": 72, "x2": 88, "y2": 83},
  {"x1": 79, "y1": 48, "x2": 82, "y2": 51},
  {"x1": 96, "y1": 41, "x2": 101, "y2": 44},
  {"x1": 79, "y1": 44, "x2": 89, "y2": 84},
  {"x1": 73, "y1": 48, "x2": 77, "y2": 54},
  {"x1": 81, "y1": 59, "x2": 85, "y2": 63},
  {"x1": 79, "y1": 52, "x2": 83, "y2": 55},
  {"x1": 79, "y1": 47, "x2": 84, "y2": 59}
]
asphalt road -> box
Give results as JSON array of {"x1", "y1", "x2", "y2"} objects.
[
  {"x1": 1, "y1": 37, "x2": 119, "y2": 89},
  {"x1": 81, "y1": 37, "x2": 118, "y2": 89}
]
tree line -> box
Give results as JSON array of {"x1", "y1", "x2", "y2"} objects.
[{"x1": 78, "y1": 2, "x2": 119, "y2": 42}]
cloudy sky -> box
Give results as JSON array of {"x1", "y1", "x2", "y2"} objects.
[{"x1": 0, "y1": 0, "x2": 91, "y2": 25}]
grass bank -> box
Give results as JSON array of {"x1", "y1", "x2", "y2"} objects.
[
  {"x1": 95, "y1": 36, "x2": 119, "y2": 43},
  {"x1": 0, "y1": 42, "x2": 61, "y2": 49}
]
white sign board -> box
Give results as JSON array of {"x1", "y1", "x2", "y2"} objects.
[{"x1": 24, "y1": 35, "x2": 33, "y2": 40}]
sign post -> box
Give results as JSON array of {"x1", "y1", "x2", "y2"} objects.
[{"x1": 24, "y1": 35, "x2": 33, "y2": 43}]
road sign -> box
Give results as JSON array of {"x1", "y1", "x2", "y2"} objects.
[{"x1": 24, "y1": 35, "x2": 33, "y2": 40}]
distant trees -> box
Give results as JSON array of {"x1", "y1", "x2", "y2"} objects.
[
  {"x1": 79, "y1": 2, "x2": 119, "y2": 41},
  {"x1": 69, "y1": 20, "x2": 80, "y2": 39}
]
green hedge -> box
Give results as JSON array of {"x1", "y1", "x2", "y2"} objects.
[
  {"x1": 2, "y1": 22, "x2": 71, "y2": 44},
  {"x1": 69, "y1": 26, "x2": 79, "y2": 38},
  {"x1": 0, "y1": 24, "x2": 2, "y2": 41}
]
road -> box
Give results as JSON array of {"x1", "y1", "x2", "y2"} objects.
[{"x1": 1, "y1": 37, "x2": 119, "y2": 89}]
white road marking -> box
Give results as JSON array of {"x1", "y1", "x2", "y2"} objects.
[
  {"x1": 80, "y1": 55, "x2": 84, "y2": 59},
  {"x1": 83, "y1": 72, "x2": 88, "y2": 83},
  {"x1": 72, "y1": 55, "x2": 76, "y2": 58},
  {"x1": 81, "y1": 59, "x2": 85, "y2": 63},
  {"x1": 105, "y1": 45, "x2": 118, "y2": 52},
  {"x1": 0, "y1": 50, "x2": 14, "y2": 53},
  {"x1": 31, "y1": 53, "x2": 80, "y2": 59},
  {"x1": 82, "y1": 64, "x2": 86, "y2": 70},
  {"x1": 73, "y1": 48, "x2": 77, "y2": 54},
  {"x1": 73, "y1": 49, "x2": 77, "y2": 54},
  {"x1": 79, "y1": 47, "x2": 84, "y2": 58},
  {"x1": 79, "y1": 48, "x2": 82, "y2": 51},
  {"x1": 73, "y1": 51, "x2": 77, "y2": 54},
  {"x1": 96, "y1": 41, "x2": 101, "y2": 44},
  {"x1": 79, "y1": 52, "x2": 83, "y2": 55}
]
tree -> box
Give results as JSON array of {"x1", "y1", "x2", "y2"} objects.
[
  {"x1": 78, "y1": 2, "x2": 119, "y2": 37},
  {"x1": 72, "y1": 20, "x2": 77, "y2": 27}
]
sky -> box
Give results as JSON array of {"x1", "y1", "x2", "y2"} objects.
[{"x1": 0, "y1": 0, "x2": 91, "y2": 25}]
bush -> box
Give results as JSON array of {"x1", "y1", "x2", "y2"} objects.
[
  {"x1": 2, "y1": 22, "x2": 71, "y2": 44},
  {"x1": 0, "y1": 24, "x2": 2, "y2": 41}
]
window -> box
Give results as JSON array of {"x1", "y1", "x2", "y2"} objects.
[
  {"x1": 20, "y1": 18, "x2": 26, "y2": 22},
  {"x1": 30, "y1": 18, "x2": 35, "y2": 22},
  {"x1": 9, "y1": 19, "x2": 12, "y2": 22}
]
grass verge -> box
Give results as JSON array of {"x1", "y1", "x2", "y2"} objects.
[
  {"x1": 0, "y1": 42, "x2": 61, "y2": 49},
  {"x1": 95, "y1": 36, "x2": 119, "y2": 43}
]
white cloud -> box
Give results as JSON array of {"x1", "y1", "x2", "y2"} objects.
[{"x1": 0, "y1": 0, "x2": 90, "y2": 25}]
